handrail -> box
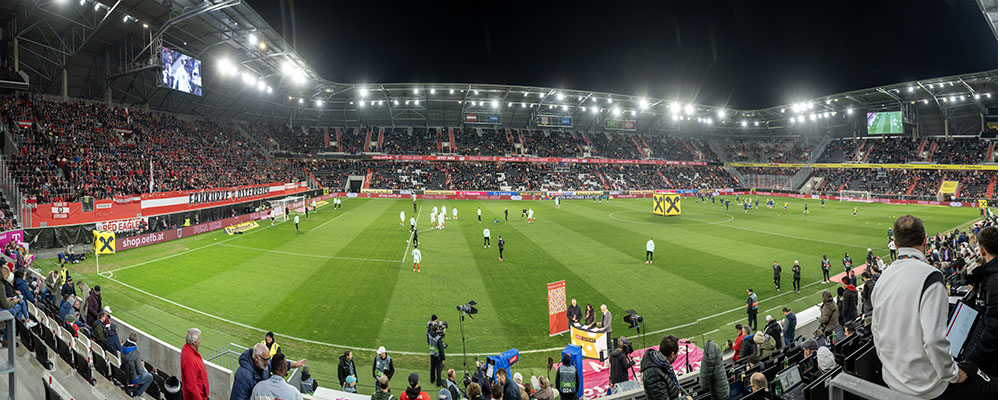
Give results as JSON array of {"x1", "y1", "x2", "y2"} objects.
[{"x1": 826, "y1": 372, "x2": 919, "y2": 400}]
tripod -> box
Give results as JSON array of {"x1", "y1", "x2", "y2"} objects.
[{"x1": 458, "y1": 310, "x2": 472, "y2": 379}]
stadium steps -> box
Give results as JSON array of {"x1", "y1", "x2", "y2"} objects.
[
  {"x1": 807, "y1": 135, "x2": 833, "y2": 163},
  {"x1": 905, "y1": 176, "x2": 920, "y2": 196},
  {"x1": 860, "y1": 142, "x2": 875, "y2": 162},
  {"x1": 233, "y1": 124, "x2": 270, "y2": 157},
  {"x1": 986, "y1": 142, "x2": 996, "y2": 163},
  {"x1": 925, "y1": 141, "x2": 938, "y2": 162}
]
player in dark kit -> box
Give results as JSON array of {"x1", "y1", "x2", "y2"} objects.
[
  {"x1": 504, "y1": 208, "x2": 508, "y2": 222},
  {"x1": 772, "y1": 261, "x2": 782, "y2": 292},
  {"x1": 498, "y1": 235, "x2": 505, "y2": 261},
  {"x1": 521, "y1": 208, "x2": 528, "y2": 219},
  {"x1": 413, "y1": 229, "x2": 419, "y2": 247}
]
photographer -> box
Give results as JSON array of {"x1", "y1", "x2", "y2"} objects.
[
  {"x1": 428, "y1": 323, "x2": 447, "y2": 387},
  {"x1": 609, "y1": 336, "x2": 632, "y2": 387}
]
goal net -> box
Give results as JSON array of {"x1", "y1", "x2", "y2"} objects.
[
  {"x1": 267, "y1": 195, "x2": 307, "y2": 221},
  {"x1": 838, "y1": 190, "x2": 873, "y2": 203}
]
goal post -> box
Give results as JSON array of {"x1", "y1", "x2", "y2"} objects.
[
  {"x1": 838, "y1": 190, "x2": 873, "y2": 203},
  {"x1": 267, "y1": 195, "x2": 308, "y2": 221}
]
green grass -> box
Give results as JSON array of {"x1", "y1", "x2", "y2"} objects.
[{"x1": 59, "y1": 196, "x2": 979, "y2": 393}]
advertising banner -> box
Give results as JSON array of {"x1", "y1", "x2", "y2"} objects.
[
  {"x1": 653, "y1": 194, "x2": 681, "y2": 216},
  {"x1": 939, "y1": 181, "x2": 959, "y2": 194},
  {"x1": 116, "y1": 211, "x2": 268, "y2": 251},
  {"x1": 95, "y1": 217, "x2": 148, "y2": 233},
  {"x1": 224, "y1": 220, "x2": 259, "y2": 235},
  {"x1": 367, "y1": 154, "x2": 707, "y2": 166},
  {"x1": 570, "y1": 324, "x2": 608, "y2": 360},
  {"x1": 547, "y1": 280, "x2": 568, "y2": 336},
  {"x1": 93, "y1": 230, "x2": 116, "y2": 254}
]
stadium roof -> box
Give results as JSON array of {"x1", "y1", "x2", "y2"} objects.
[{"x1": 6, "y1": 1, "x2": 998, "y2": 137}]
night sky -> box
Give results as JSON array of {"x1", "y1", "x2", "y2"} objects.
[{"x1": 246, "y1": 0, "x2": 997, "y2": 109}]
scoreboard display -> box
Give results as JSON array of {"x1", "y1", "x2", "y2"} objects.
[
  {"x1": 605, "y1": 119, "x2": 636, "y2": 131},
  {"x1": 538, "y1": 115, "x2": 572, "y2": 128}
]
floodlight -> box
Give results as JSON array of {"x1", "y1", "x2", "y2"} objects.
[
  {"x1": 266, "y1": 86, "x2": 272, "y2": 94},
  {"x1": 430, "y1": 88, "x2": 436, "y2": 94},
  {"x1": 823, "y1": 112, "x2": 829, "y2": 118},
  {"x1": 671, "y1": 101, "x2": 680, "y2": 110},
  {"x1": 413, "y1": 88, "x2": 419, "y2": 94},
  {"x1": 491, "y1": 100, "x2": 499, "y2": 108},
  {"x1": 539, "y1": 93, "x2": 545, "y2": 98},
  {"x1": 593, "y1": 97, "x2": 598, "y2": 103},
  {"x1": 949, "y1": 96, "x2": 955, "y2": 102},
  {"x1": 942, "y1": 97, "x2": 948, "y2": 103},
  {"x1": 810, "y1": 114, "x2": 817, "y2": 120},
  {"x1": 248, "y1": 33, "x2": 258, "y2": 45},
  {"x1": 706, "y1": 118, "x2": 713, "y2": 124},
  {"x1": 717, "y1": 109, "x2": 725, "y2": 118},
  {"x1": 405, "y1": 100, "x2": 410, "y2": 105},
  {"x1": 564, "y1": 105, "x2": 570, "y2": 111},
  {"x1": 393, "y1": 100, "x2": 399, "y2": 105},
  {"x1": 847, "y1": 108, "x2": 853, "y2": 114},
  {"x1": 975, "y1": 94, "x2": 981, "y2": 100},
  {"x1": 754, "y1": 121, "x2": 759, "y2": 126},
  {"x1": 370, "y1": 101, "x2": 375, "y2": 106},
  {"x1": 479, "y1": 101, "x2": 484, "y2": 106},
  {"x1": 908, "y1": 86, "x2": 914, "y2": 92},
  {"x1": 450, "y1": 89, "x2": 455, "y2": 94},
  {"x1": 474, "y1": 90, "x2": 480, "y2": 95},
  {"x1": 358, "y1": 100, "x2": 364, "y2": 107},
  {"x1": 142, "y1": 23, "x2": 149, "y2": 29},
  {"x1": 612, "y1": 107, "x2": 621, "y2": 116},
  {"x1": 298, "y1": 98, "x2": 304, "y2": 105},
  {"x1": 556, "y1": 92, "x2": 564, "y2": 100},
  {"x1": 358, "y1": 87, "x2": 368, "y2": 97},
  {"x1": 939, "y1": 83, "x2": 944, "y2": 88},
  {"x1": 639, "y1": 98, "x2": 649, "y2": 109},
  {"x1": 923, "y1": 99, "x2": 929, "y2": 104},
  {"x1": 798, "y1": 115, "x2": 805, "y2": 122},
  {"x1": 684, "y1": 104, "x2": 695, "y2": 115},
  {"x1": 607, "y1": 98, "x2": 612, "y2": 104},
  {"x1": 956, "y1": 96, "x2": 963, "y2": 102},
  {"x1": 522, "y1": 103, "x2": 526, "y2": 108},
  {"x1": 578, "y1": 96, "x2": 583, "y2": 101},
  {"x1": 240, "y1": 72, "x2": 254, "y2": 85},
  {"x1": 258, "y1": 42, "x2": 267, "y2": 51},
  {"x1": 379, "y1": 100, "x2": 384, "y2": 105},
  {"x1": 630, "y1": 110, "x2": 636, "y2": 116},
  {"x1": 789, "y1": 118, "x2": 795, "y2": 124},
  {"x1": 123, "y1": 14, "x2": 129, "y2": 22},
  {"x1": 524, "y1": 92, "x2": 528, "y2": 97},
  {"x1": 414, "y1": 100, "x2": 420, "y2": 105},
  {"x1": 549, "y1": 105, "x2": 555, "y2": 109},
  {"x1": 580, "y1": 107, "x2": 586, "y2": 111},
  {"x1": 987, "y1": 93, "x2": 993, "y2": 98},
  {"x1": 315, "y1": 99, "x2": 323, "y2": 107},
  {"x1": 94, "y1": 1, "x2": 100, "y2": 10},
  {"x1": 591, "y1": 106, "x2": 598, "y2": 113},
  {"x1": 508, "y1": 102, "x2": 513, "y2": 107},
  {"x1": 256, "y1": 80, "x2": 265, "y2": 91},
  {"x1": 741, "y1": 120, "x2": 747, "y2": 127},
  {"x1": 781, "y1": 108, "x2": 785, "y2": 113},
  {"x1": 825, "y1": 99, "x2": 831, "y2": 104}
]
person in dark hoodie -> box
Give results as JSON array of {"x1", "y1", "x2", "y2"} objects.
[
  {"x1": 496, "y1": 367, "x2": 522, "y2": 400},
  {"x1": 641, "y1": 335, "x2": 692, "y2": 400},
  {"x1": 840, "y1": 277, "x2": 859, "y2": 323},
  {"x1": 737, "y1": 327, "x2": 758, "y2": 364},
  {"x1": 373, "y1": 376, "x2": 394, "y2": 400},
  {"x1": 697, "y1": 339, "x2": 729, "y2": 400},
  {"x1": 763, "y1": 315, "x2": 783, "y2": 350},
  {"x1": 965, "y1": 226, "x2": 997, "y2": 376},
  {"x1": 609, "y1": 336, "x2": 632, "y2": 387},
  {"x1": 339, "y1": 350, "x2": 358, "y2": 388},
  {"x1": 121, "y1": 332, "x2": 154, "y2": 398},
  {"x1": 400, "y1": 372, "x2": 431, "y2": 400}
]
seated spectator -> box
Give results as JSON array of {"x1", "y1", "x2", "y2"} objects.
[
  {"x1": 58, "y1": 294, "x2": 75, "y2": 321},
  {"x1": 754, "y1": 330, "x2": 777, "y2": 359},
  {"x1": 748, "y1": 373, "x2": 775, "y2": 399},
  {"x1": 641, "y1": 335, "x2": 692, "y2": 400},
  {"x1": 467, "y1": 382, "x2": 487, "y2": 400},
  {"x1": 300, "y1": 366, "x2": 318, "y2": 395},
  {"x1": 816, "y1": 346, "x2": 836, "y2": 374},
  {"x1": 250, "y1": 353, "x2": 303, "y2": 400},
  {"x1": 401, "y1": 372, "x2": 431, "y2": 400},
  {"x1": 122, "y1": 332, "x2": 154, "y2": 398}
]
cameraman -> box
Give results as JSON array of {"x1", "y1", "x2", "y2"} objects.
[
  {"x1": 609, "y1": 336, "x2": 631, "y2": 387},
  {"x1": 428, "y1": 323, "x2": 446, "y2": 387}
]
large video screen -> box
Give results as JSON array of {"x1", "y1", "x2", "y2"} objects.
[
  {"x1": 161, "y1": 47, "x2": 202, "y2": 96},
  {"x1": 866, "y1": 111, "x2": 902, "y2": 134}
]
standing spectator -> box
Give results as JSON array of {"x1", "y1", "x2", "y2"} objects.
[
  {"x1": 555, "y1": 354, "x2": 578, "y2": 400},
  {"x1": 122, "y1": 332, "x2": 154, "y2": 398},
  {"x1": 446, "y1": 369, "x2": 462, "y2": 400},
  {"x1": 85, "y1": 285, "x2": 102, "y2": 327},
  {"x1": 791, "y1": 261, "x2": 801, "y2": 293},
  {"x1": 732, "y1": 324, "x2": 745, "y2": 362},
  {"x1": 231, "y1": 343, "x2": 271, "y2": 400},
  {"x1": 818, "y1": 290, "x2": 840, "y2": 340},
  {"x1": 782, "y1": 307, "x2": 797, "y2": 348},
  {"x1": 746, "y1": 289, "x2": 758, "y2": 331},
  {"x1": 738, "y1": 327, "x2": 758, "y2": 363},
  {"x1": 338, "y1": 350, "x2": 357, "y2": 389},
  {"x1": 250, "y1": 353, "x2": 303, "y2": 400},
  {"x1": 373, "y1": 376, "x2": 393, "y2": 400},
  {"x1": 566, "y1": 299, "x2": 581, "y2": 324},
  {"x1": 497, "y1": 368, "x2": 521, "y2": 400},
  {"x1": 842, "y1": 252, "x2": 853, "y2": 274},
  {"x1": 467, "y1": 382, "x2": 486, "y2": 400},
  {"x1": 764, "y1": 315, "x2": 783, "y2": 350},
  {"x1": 61, "y1": 276, "x2": 75, "y2": 297},
  {"x1": 697, "y1": 339, "x2": 729, "y2": 400},
  {"x1": 401, "y1": 373, "x2": 431, "y2": 400},
  {"x1": 641, "y1": 335, "x2": 692, "y2": 400},
  {"x1": 772, "y1": 262, "x2": 782, "y2": 292},
  {"x1": 181, "y1": 328, "x2": 210, "y2": 400},
  {"x1": 965, "y1": 226, "x2": 997, "y2": 376},
  {"x1": 840, "y1": 277, "x2": 859, "y2": 323},
  {"x1": 373, "y1": 346, "x2": 396, "y2": 384},
  {"x1": 873, "y1": 215, "x2": 995, "y2": 398}
]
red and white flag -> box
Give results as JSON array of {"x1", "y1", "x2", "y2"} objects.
[
  {"x1": 124, "y1": 106, "x2": 131, "y2": 124},
  {"x1": 465, "y1": 113, "x2": 477, "y2": 122},
  {"x1": 15, "y1": 120, "x2": 31, "y2": 128}
]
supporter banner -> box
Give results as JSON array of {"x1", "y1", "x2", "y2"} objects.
[
  {"x1": 15, "y1": 120, "x2": 32, "y2": 128},
  {"x1": 570, "y1": 324, "x2": 608, "y2": 360},
  {"x1": 741, "y1": 191, "x2": 982, "y2": 208},
  {"x1": 361, "y1": 188, "x2": 393, "y2": 194},
  {"x1": 224, "y1": 220, "x2": 259, "y2": 235},
  {"x1": 29, "y1": 182, "x2": 307, "y2": 228},
  {"x1": 95, "y1": 217, "x2": 148, "y2": 233},
  {"x1": 424, "y1": 190, "x2": 457, "y2": 195},
  {"x1": 629, "y1": 190, "x2": 654, "y2": 194},
  {"x1": 729, "y1": 162, "x2": 807, "y2": 168},
  {"x1": 810, "y1": 163, "x2": 994, "y2": 170},
  {"x1": 653, "y1": 194, "x2": 681, "y2": 216},
  {"x1": 939, "y1": 181, "x2": 959, "y2": 194},
  {"x1": 367, "y1": 154, "x2": 707, "y2": 166},
  {"x1": 93, "y1": 230, "x2": 116, "y2": 254},
  {"x1": 117, "y1": 211, "x2": 267, "y2": 250},
  {"x1": 547, "y1": 280, "x2": 568, "y2": 336}
]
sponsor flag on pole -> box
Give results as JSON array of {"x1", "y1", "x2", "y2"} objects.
[{"x1": 149, "y1": 160, "x2": 154, "y2": 192}]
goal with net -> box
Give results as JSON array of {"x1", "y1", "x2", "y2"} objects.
[
  {"x1": 267, "y1": 195, "x2": 307, "y2": 221},
  {"x1": 838, "y1": 190, "x2": 873, "y2": 203}
]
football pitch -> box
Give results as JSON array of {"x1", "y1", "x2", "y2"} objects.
[{"x1": 67, "y1": 196, "x2": 978, "y2": 390}]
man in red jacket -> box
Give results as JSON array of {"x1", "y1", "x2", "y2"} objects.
[
  {"x1": 181, "y1": 328, "x2": 209, "y2": 400},
  {"x1": 732, "y1": 324, "x2": 745, "y2": 361}
]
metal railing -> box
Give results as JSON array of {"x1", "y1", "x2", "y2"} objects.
[
  {"x1": 204, "y1": 342, "x2": 249, "y2": 372},
  {"x1": 826, "y1": 372, "x2": 919, "y2": 400}
]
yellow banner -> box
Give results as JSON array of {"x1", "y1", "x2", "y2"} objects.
[
  {"x1": 361, "y1": 188, "x2": 393, "y2": 194},
  {"x1": 729, "y1": 162, "x2": 994, "y2": 170},
  {"x1": 939, "y1": 181, "x2": 959, "y2": 194},
  {"x1": 574, "y1": 191, "x2": 604, "y2": 196},
  {"x1": 224, "y1": 220, "x2": 259, "y2": 235},
  {"x1": 93, "y1": 230, "x2": 116, "y2": 254},
  {"x1": 653, "y1": 194, "x2": 682, "y2": 216},
  {"x1": 629, "y1": 190, "x2": 654, "y2": 194}
]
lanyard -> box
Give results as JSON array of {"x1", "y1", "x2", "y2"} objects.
[{"x1": 897, "y1": 254, "x2": 920, "y2": 260}]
